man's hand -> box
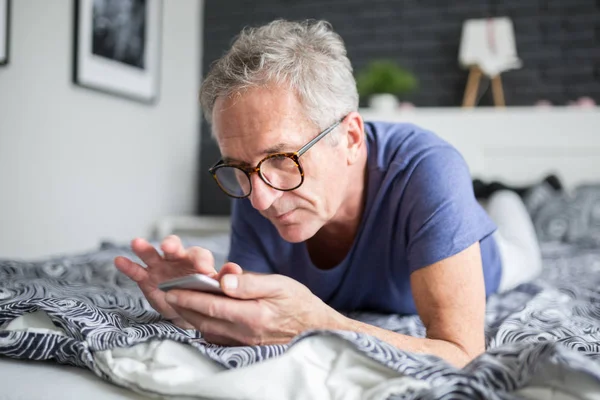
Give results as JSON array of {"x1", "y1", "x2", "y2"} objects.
[
  {"x1": 114, "y1": 235, "x2": 241, "y2": 329},
  {"x1": 164, "y1": 271, "x2": 345, "y2": 346}
]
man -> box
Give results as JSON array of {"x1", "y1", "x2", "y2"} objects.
[{"x1": 114, "y1": 19, "x2": 504, "y2": 368}]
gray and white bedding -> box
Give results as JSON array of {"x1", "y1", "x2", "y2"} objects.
[{"x1": 1, "y1": 185, "x2": 600, "y2": 399}]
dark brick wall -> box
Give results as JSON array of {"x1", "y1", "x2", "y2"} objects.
[{"x1": 198, "y1": 0, "x2": 600, "y2": 215}]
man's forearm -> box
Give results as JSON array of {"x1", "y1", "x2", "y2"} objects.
[{"x1": 331, "y1": 315, "x2": 477, "y2": 368}]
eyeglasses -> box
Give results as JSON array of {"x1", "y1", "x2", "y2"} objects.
[{"x1": 209, "y1": 116, "x2": 346, "y2": 199}]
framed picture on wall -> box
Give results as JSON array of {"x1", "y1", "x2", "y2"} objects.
[
  {"x1": 0, "y1": 0, "x2": 9, "y2": 66},
  {"x1": 73, "y1": 0, "x2": 163, "y2": 104}
]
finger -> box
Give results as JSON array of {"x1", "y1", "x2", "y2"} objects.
[
  {"x1": 114, "y1": 256, "x2": 149, "y2": 283},
  {"x1": 220, "y1": 273, "x2": 286, "y2": 300},
  {"x1": 188, "y1": 247, "x2": 217, "y2": 276},
  {"x1": 203, "y1": 333, "x2": 243, "y2": 346},
  {"x1": 131, "y1": 238, "x2": 163, "y2": 266},
  {"x1": 171, "y1": 305, "x2": 239, "y2": 341},
  {"x1": 142, "y1": 287, "x2": 183, "y2": 321},
  {"x1": 215, "y1": 262, "x2": 243, "y2": 280},
  {"x1": 160, "y1": 235, "x2": 187, "y2": 261},
  {"x1": 167, "y1": 315, "x2": 195, "y2": 330},
  {"x1": 165, "y1": 289, "x2": 244, "y2": 322}
]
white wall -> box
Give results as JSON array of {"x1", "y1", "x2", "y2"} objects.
[
  {"x1": 360, "y1": 107, "x2": 600, "y2": 190},
  {"x1": 0, "y1": 0, "x2": 203, "y2": 259}
]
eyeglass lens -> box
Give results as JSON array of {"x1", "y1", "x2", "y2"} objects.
[{"x1": 214, "y1": 155, "x2": 301, "y2": 197}]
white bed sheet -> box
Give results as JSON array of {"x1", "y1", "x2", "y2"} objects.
[{"x1": 0, "y1": 357, "x2": 151, "y2": 400}]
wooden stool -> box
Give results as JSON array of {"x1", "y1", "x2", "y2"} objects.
[{"x1": 462, "y1": 66, "x2": 505, "y2": 107}]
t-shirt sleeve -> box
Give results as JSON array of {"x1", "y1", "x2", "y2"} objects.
[
  {"x1": 401, "y1": 146, "x2": 497, "y2": 273},
  {"x1": 227, "y1": 199, "x2": 274, "y2": 274}
]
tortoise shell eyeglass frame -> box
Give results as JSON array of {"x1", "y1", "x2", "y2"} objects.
[{"x1": 208, "y1": 115, "x2": 348, "y2": 199}]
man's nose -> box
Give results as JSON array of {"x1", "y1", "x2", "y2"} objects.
[{"x1": 249, "y1": 173, "x2": 282, "y2": 211}]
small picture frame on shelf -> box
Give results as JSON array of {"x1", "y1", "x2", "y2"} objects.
[
  {"x1": 0, "y1": 0, "x2": 9, "y2": 66},
  {"x1": 73, "y1": 0, "x2": 163, "y2": 104}
]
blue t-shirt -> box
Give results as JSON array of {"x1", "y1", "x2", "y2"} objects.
[{"x1": 228, "y1": 121, "x2": 502, "y2": 315}]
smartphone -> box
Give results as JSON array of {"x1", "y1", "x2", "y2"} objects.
[{"x1": 158, "y1": 274, "x2": 225, "y2": 295}]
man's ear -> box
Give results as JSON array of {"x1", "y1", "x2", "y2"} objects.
[{"x1": 344, "y1": 112, "x2": 365, "y2": 165}]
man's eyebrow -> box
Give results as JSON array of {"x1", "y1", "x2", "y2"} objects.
[
  {"x1": 222, "y1": 143, "x2": 292, "y2": 164},
  {"x1": 261, "y1": 143, "x2": 289, "y2": 155}
]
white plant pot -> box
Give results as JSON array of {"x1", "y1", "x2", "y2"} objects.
[{"x1": 368, "y1": 94, "x2": 399, "y2": 111}]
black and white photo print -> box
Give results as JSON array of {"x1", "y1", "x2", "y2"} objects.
[
  {"x1": 0, "y1": 0, "x2": 9, "y2": 66},
  {"x1": 92, "y1": 0, "x2": 146, "y2": 69},
  {"x1": 73, "y1": 0, "x2": 162, "y2": 103}
]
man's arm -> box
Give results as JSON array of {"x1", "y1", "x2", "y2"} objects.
[
  {"x1": 163, "y1": 242, "x2": 486, "y2": 367},
  {"x1": 334, "y1": 242, "x2": 486, "y2": 368}
]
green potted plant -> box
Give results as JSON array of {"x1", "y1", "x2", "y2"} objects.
[{"x1": 356, "y1": 60, "x2": 418, "y2": 111}]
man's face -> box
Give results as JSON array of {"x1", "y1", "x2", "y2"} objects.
[{"x1": 212, "y1": 86, "x2": 350, "y2": 243}]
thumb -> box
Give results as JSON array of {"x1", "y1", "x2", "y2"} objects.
[
  {"x1": 215, "y1": 262, "x2": 243, "y2": 280},
  {"x1": 220, "y1": 273, "x2": 283, "y2": 300}
]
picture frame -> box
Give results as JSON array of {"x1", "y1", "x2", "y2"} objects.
[
  {"x1": 0, "y1": 0, "x2": 9, "y2": 66},
  {"x1": 73, "y1": 0, "x2": 162, "y2": 104}
]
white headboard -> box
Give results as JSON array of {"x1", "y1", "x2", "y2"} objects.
[{"x1": 359, "y1": 107, "x2": 600, "y2": 189}]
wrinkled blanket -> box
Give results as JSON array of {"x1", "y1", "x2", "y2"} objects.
[{"x1": 1, "y1": 238, "x2": 600, "y2": 399}]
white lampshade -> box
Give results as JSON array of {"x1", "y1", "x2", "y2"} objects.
[{"x1": 458, "y1": 17, "x2": 523, "y2": 77}]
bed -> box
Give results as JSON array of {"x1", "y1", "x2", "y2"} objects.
[{"x1": 1, "y1": 185, "x2": 600, "y2": 400}]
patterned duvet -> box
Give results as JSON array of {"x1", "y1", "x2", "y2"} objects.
[{"x1": 0, "y1": 238, "x2": 599, "y2": 399}]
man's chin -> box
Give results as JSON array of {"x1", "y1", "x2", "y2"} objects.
[{"x1": 273, "y1": 222, "x2": 317, "y2": 243}]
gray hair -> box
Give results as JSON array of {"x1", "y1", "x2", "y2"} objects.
[{"x1": 199, "y1": 19, "x2": 358, "y2": 135}]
